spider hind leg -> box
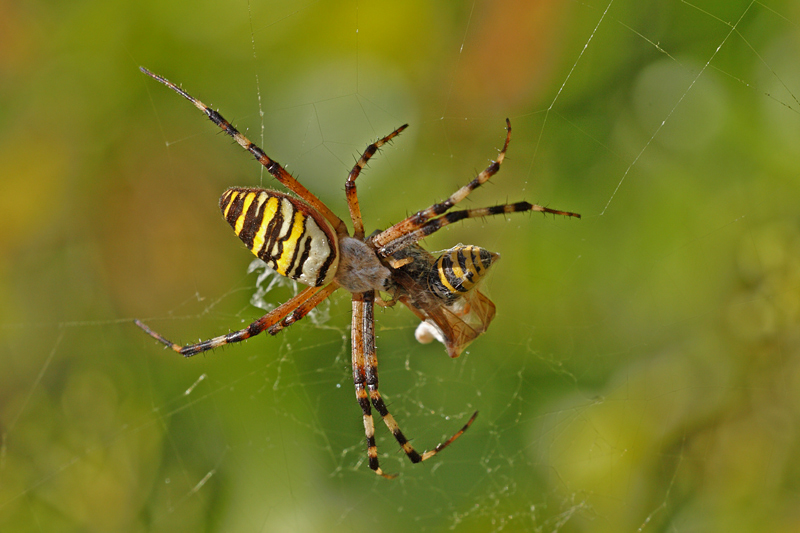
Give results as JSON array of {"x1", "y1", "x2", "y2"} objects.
[{"x1": 135, "y1": 285, "x2": 329, "y2": 356}]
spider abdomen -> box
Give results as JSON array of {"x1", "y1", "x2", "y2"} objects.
[
  {"x1": 220, "y1": 187, "x2": 339, "y2": 287},
  {"x1": 428, "y1": 245, "x2": 499, "y2": 303}
]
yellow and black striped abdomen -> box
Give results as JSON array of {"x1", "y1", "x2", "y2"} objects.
[
  {"x1": 428, "y1": 245, "x2": 499, "y2": 303},
  {"x1": 220, "y1": 188, "x2": 339, "y2": 287}
]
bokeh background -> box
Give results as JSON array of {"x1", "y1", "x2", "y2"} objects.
[{"x1": 2, "y1": 0, "x2": 800, "y2": 531}]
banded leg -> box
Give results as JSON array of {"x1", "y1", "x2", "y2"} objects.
[
  {"x1": 376, "y1": 201, "x2": 581, "y2": 258},
  {"x1": 351, "y1": 291, "x2": 394, "y2": 479},
  {"x1": 354, "y1": 290, "x2": 479, "y2": 477},
  {"x1": 370, "y1": 119, "x2": 513, "y2": 250},
  {"x1": 140, "y1": 67, "x2": 348, "y2": 235},
  {"x1": 345, "y1": 125, "x2": 408, "y2": 239},
  {"x1": 135, "y1": 284, "x2": 325, "y2": 356},
  {"x1": 267, "y1": 282, "x2": 338, "y2": 335}
]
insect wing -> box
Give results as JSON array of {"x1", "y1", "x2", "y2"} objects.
[
  {"x1": 409, "y1": 290, "x2": 496, "y2": 358},
  {"x1": 393, "y1": 267, "x2": 495, "y2": 358}
]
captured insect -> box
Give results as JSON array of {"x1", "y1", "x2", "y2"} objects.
[{"x1": 135, "y1": 67, "x2": 580, "y2": 478}]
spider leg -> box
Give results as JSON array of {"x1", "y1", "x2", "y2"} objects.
[
  {"x1": 267, "y1": 282, "x2": 338, "y2": 335},
  {"x1": 140, "y1": 67, "x2": 348, "y2": 235},
  {"x1": 370, "y1": 119, "x2": 513, "y2": 250},
  {"x1": 376, "y1": 201, "x2": 581, "y2": 258},
  {"x1": 346, "y1": 125, "x2": 408, "y2": 240},
  {"x1": 135, "y1": 284, "x2": 328, "y2": 357},
  {"x1": 354, "y1": 290, "x2": 478, "y2": 477},
  {"x1": 351, "y1": 291, "x2": 395, "y2": 479}
]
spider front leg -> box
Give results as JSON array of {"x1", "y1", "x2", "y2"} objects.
[
  {"x1": 136, "y1": 284, "x2": 327, "y2": 356},
  {"x1": 376, "y1": 200, "x2": 581, "y2": 258},
  {"x1": 345, "y1": 125, "x2": 408, "y2": 240},
  {"x1": 370, "y1": 119, "x2": 579, "y2": 256},
  {"x1": 370, "y1": 119, "x2": 513, "y2": 251},
  {"x1": 351, "y1": 290, "x2": 478, "y2": 478}
]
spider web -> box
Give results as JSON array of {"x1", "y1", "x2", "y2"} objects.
[{"x1": 2, "y1": 0, "x2": 799, "y2": 531}]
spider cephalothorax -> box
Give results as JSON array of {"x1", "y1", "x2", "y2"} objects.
[{"x1": 135, "y1": 67, "x2": 580, "y2": 478}]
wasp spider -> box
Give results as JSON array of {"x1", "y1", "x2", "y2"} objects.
[{"x1": 135, "y1": 67, "x2": 580, "y2": 478}]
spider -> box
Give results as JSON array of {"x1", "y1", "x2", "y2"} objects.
[{"x1": 135, "y1": 67, "x2": 580, "y2": 478}]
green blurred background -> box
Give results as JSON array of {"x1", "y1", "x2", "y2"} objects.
[{"x1": 2, "y1": 0, "x2": 799, "y2": 531}]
